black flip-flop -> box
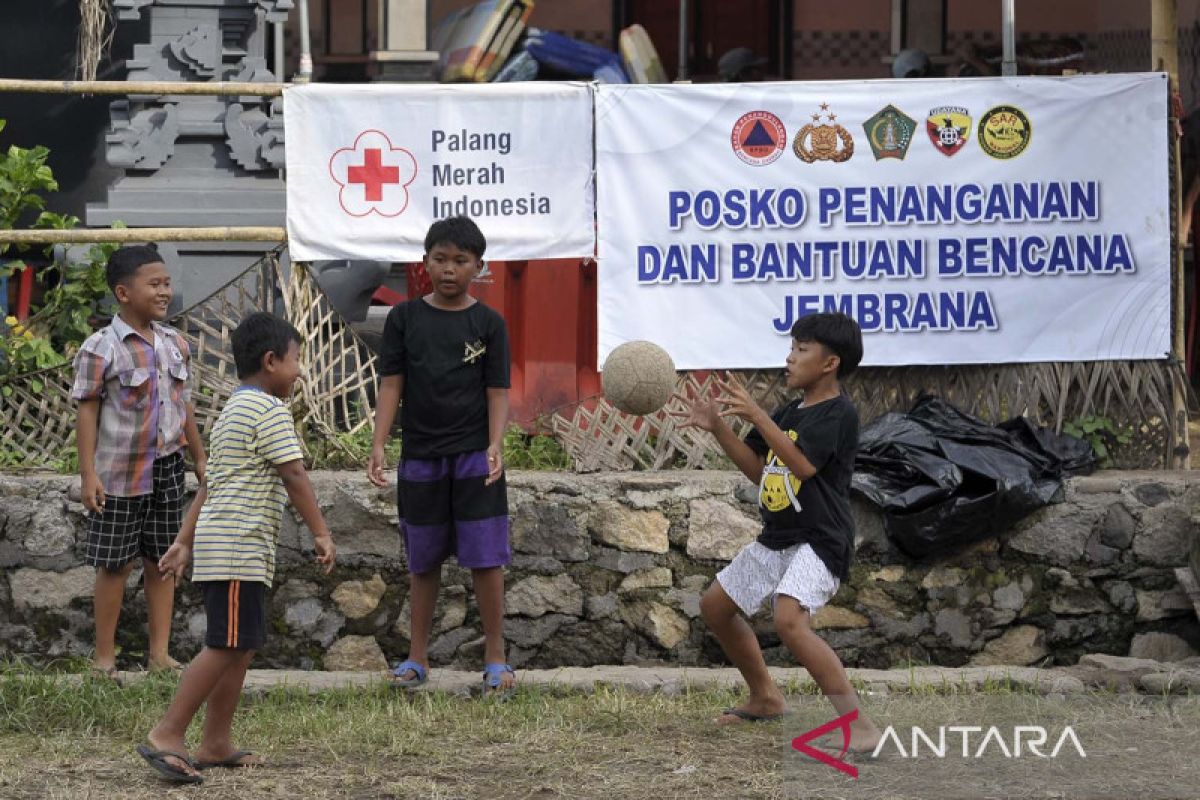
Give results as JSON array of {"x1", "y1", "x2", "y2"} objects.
[
  {"x1": 136, "y1": 744, "x2": 202, "y2": 784},
  {"x1": 719, "y1": 707, "x2": 789, "y2": 723}
]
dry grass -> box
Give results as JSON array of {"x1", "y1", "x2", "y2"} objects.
[{"x1": 0, "y1": 666, "x2": 1197, "y2": 799}]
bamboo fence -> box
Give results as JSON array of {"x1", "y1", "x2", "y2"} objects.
[{"x1": 0, "y1": 251, "x2": 377, "y2": 468}]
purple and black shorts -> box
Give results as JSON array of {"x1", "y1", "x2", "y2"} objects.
[{"x1": 397, "y1": 449, "x2": 510, "y2": 575}]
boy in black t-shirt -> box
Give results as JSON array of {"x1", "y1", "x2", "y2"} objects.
[
  {"x1": 368, "y1": 216, "x2": 515, "y2": 696},
  {"x1": 674, "y1": 312, "x2": 881, "y2": 754}
]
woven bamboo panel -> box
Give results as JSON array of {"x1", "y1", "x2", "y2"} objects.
[
  {"x1": 280, "y1": 255, "x2": 378, "y2": 452},
  {"x1": 0, "y1": 249, "x2": 380, "y2": 468},
  {"x1": 0, "y1": 364, "x2": 79, "y2": 468},
  {"x1": 172, "y1": 253, "x2": 276, "y2": 434},
  {"x1": 552, "y1": 360, "x2": 1190, "y2": 472}
]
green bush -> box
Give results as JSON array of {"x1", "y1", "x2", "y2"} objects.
[{"x1": 1063, "y1": 415, "x2": 1132, "y2": 469}]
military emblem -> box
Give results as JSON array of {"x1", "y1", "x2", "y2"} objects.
[
  {"x1": 926, "y1": 106, "x2": 971, "y2": 157},
  {"x1": 863, "y1": 105, "x2": 917, "y2": 160},
  {"x1": 731, "y1": 111, "x2": 787, "y2": 166},
  {"x1": 760, "y1": 431, "x2": 802, "y2": 513},
  {"x1": 793, "y1": 103, "x2": 854, "y2": 163},
  {"x1": 978, "y1": 105, "x2": 1032, "y2": 159}
]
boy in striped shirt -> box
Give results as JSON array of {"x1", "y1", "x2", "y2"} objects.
[{"x1": 138, "y1": 312, "x2": 335, "y2": 784}]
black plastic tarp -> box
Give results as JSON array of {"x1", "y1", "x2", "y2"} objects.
[{"x1": 851, "y1": 395, "x2": 1095, "y2": 558}]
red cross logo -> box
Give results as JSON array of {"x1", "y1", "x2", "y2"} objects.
[
  {"x1": 328, "y1": 130, "x2": 418, "y2": 218},
  {"x1": 347, "y1": 149, "x2": 400, "y2": 201}
]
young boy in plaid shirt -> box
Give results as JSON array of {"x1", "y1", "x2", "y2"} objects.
[{"x1": 71, "y1": 244, "x2": 206, "y2": 678}]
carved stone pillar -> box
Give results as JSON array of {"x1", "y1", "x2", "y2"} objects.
[{"x1": 87, "y1": 0, "x2": 291, "y2": 301}]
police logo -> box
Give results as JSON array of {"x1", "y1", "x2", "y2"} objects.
[
  {"x1": 731, "y1": 111, "x2": 787, "y2": 166},
  {"x1": 978, "y1": 105, "x2": 1032, "y2": 159},
  {"x1": 864, "y1": 105, "x2": 917, "y2": 160},
  {"x1": 926, "y1": 106, "x2": 972, "y2": 157},
  {"x1": 793, "y1": 103, "x2": 854, "y2": 163}
]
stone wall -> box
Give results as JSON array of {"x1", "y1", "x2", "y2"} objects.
[{"x1": 1, "y1": 470, "x2": 1197, "y2": 671}]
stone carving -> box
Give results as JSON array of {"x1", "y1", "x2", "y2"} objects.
[
  {"x1": 225, "y1": 99, "x2": 286, "y2": 170},
  {"x1": 90, "y1": 0, "x2": 291, "y2": 298},
  {"x1": 169, "y1": 25, "x2": 221, "y2": 78},
  {"x1": 106, "y1": 102, "x2": 179, "y2": 170}
]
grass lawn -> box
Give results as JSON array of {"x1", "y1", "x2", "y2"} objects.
[{"x1": 0, "y1": 664, "x2": 1197, "y2": 799}]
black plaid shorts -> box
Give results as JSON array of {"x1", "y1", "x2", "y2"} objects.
[{"x1": 85, "y1": 452, "x2": 186, "y2": 570}]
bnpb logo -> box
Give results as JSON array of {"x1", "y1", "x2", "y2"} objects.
[{"x1": 731, "y1": 111, "x2": 787, "y2": 166}]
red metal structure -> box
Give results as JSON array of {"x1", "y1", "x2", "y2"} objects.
[{"x1": 383, "y1": 258, "x2": 602, "y2": 425}]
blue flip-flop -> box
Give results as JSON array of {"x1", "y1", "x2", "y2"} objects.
[
  {"x1": 482, "y1": 663, "x2": 515, "y2": 699},
  {"x1": 389, "y1": 660, "x2": 427, "y2": 689}
]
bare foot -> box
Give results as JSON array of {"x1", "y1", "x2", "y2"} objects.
[
  {"x1": 89, "y1": 661, "x2": 119, "y2": 682},
  {"x1": 148, "y1": 655, "x2": 183, "y2": 674},
  {"x1": 817, "y1": 718, "x2": 883, "y2": 754},
  {"x1": 714, "y1": 694, "x2": 788, "y2": 725},
  {"x1": 145, "y1": 728, "x2": 201, "y2": 779}
]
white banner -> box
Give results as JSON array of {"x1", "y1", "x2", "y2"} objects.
[
  {"x1": 596, "y1": 74, "x2": 1170, "y2": 368},
  {"x1": 285, "y1": 82, "x2": 595, "y2": 261}
]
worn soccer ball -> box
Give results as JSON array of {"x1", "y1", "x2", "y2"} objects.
[{"x1": 601, "y1": 340, "x2": 677, "y2": 415}]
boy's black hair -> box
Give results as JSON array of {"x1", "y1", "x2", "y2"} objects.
[
  {"x1": 423, "y1": 215, "x2": 487, "y2": 258},
  {"x1": 231, "y1": 312, "x2": 302, "y2": 379},
  {"x1": 790, "y1": 312, "x2": 863, "y2": 378},
  {"x1": 106, "y1": 244, "x2": 163, "y2": 292}
]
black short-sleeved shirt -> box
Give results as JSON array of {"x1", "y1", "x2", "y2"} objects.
[
  {"x1": 377, "y1": 298, "x2": 510, "y2": 459},
  {"x1": 743, "y1": 394, "x2": 859, "y2": 581}
]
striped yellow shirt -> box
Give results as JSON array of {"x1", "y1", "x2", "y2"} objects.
[{"x1": 192, "y1": 388, "x2": 304, "y2": 585}]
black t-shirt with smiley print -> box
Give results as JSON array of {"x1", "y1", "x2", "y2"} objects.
[
  {"x1": 743, "y1": 394, "x2": 859, "y2": 581},
  {"x1": 377, "y1": 298, "x2": 510, "y2": 459}
]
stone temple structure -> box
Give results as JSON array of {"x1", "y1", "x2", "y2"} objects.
[{"x1": 86, "y1": 0, "x2": 291, "y2": 303}]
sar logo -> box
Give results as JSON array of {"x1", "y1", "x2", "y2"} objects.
[
  {"x1": 731, "y1": 111, "x2": 787, "y2": 166},
  {"x1": 794, "y1": 103, "x2": 854, "y2": 163},
  {"x1": 978, "y1": 105, "x2": 1032, "y2": 159},
  {"x1": 863, "y1": 105, "x2": 916, "y2": 160},
  {"x1": 926, "y1": 106, "x2": 972, "y2": 157}
]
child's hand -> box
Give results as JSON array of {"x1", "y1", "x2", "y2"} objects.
[
  {"x1": 313, "y1": 533, "x2": 336, "y2": 574},
  {"x1": 485, "y1": 444, "x2": 503, "y2": 485},
  {"x1": 668, "y1": 385, "x2": 723, "y2": 432},
  {"x1": 81, "y1": 473, "x2": 106, "y2": 514},
  {"x1": 716, "y1": 375, "x2": 767, "y2": 424},
  {"x1": 157, "y1": 542, "x2": 191, "y2": 581},
  {"x1": 367, "y1": 445, "x2": 389, "y2": 488}
]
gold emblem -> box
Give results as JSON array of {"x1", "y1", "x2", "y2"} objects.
[
  {"x1": 793, "y1": 102, "x2": 854, "y2": 163},
  {"x1": 463, "y1": 339, "x2": 486, "y2": 364},
  {"x1": 759, "y1": 430, "x2": 803, "y2": 513},
  {"x1": 978, "y1": 105, "x2": 1031, "y2": 160}
]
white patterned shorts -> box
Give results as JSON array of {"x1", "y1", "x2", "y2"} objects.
[{"x1": 717, "y1": 542, "x2": 840, "y2": 616}]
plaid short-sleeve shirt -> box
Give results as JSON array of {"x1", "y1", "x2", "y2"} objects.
[{"x1": 71, "y1": 316, "x2": 193, "y2": 497}]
